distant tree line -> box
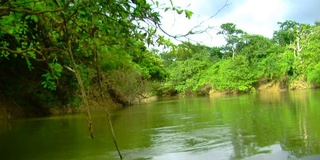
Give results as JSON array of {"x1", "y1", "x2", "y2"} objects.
[{"x1": 158, "y1": 21, "x2": 320, "y2": 96}]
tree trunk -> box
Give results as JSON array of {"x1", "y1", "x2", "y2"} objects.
[
  {"x1": 232, "y1": 47, "x2": 235, "y2": 59},
  {"x1": 93, "y1": 29, "x2": 122, "y2": 159},
  {"x1": 67, "y1": 40, "x2": 94, "y2": 139}
]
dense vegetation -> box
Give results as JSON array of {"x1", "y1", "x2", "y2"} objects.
[
  {"x1": 1, "y1": 0, "x2": 320, "y2": 114},
  {"x1": 159, "y1": 21, "x2": 320, "y2": 96},
  {"x1": 0, "y1": 0, "x2": 175, "y2": 112}
]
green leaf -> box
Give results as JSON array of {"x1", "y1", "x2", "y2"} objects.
[
  {"x1": 176, "y1": 9, "x2": 183, "y2": 15},
  {"x1": 31, "y1": 15, "x2": 39, "y2": 23},
  {"x1": 27, "y1": 51, "x2": 36, "y2": 58},
  {"x1": 41, "y1": 72, "x2": 56, "y2": 90},
  {"x1": 8, "y1": 28, "x2": 14, "y2": 34},
  {"x1": 185, "y1": 10, "x2": 193, "y2": 19},
  {"x1": 49, "y1": 62, "x2": 63, "y2": 78},
  {"x1": 25, "y1": 58, "x2": 34, "y2": 70}
]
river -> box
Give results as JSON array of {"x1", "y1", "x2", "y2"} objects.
[{"x1": 1, "y1": 90, "x2": 320, "y2": 160}]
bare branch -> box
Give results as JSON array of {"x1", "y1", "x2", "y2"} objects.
[
  {"x1": 156, "y1": 0, "x2": 230, "y2": 40},
  {"x1": 64, "y1": 65, "x2": 75, "y2": 73},
  {"x1": 199, "y1": 0, "x2": 230, "y2": 26}
]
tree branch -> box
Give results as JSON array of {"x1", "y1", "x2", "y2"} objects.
[
  {"x1": 0, "y1": 6, "x2": 67, "y2": 14},
  {"x1": 0, "y1": 46, "x2": 46, "y2": 61},
  {"x1": 0, "y1": 0, "x2": 73, "y2": 14},
  {"x1": 155, "y1": 0, "x2": 230, "y2": 40}
]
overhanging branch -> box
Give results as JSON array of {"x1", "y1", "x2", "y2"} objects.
[
  {"x1": 0, "y1": 0, "x2": 72, "y2": 14},
  {"x1": 155, "y1": 0, "x2": 230, "y2": 41},
  {"x1": 0, "y1": 46, "x2": 46, "y2": 61},
  {"x1": 0, "y1": 6, "x2": 67, "y2": 14}
]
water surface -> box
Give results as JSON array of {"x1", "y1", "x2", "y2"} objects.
[{"x1": 1, "y1": 90, "x2": 320, "y2": 159}]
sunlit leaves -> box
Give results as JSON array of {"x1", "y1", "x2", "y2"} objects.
[
  {"x1": 161, "y1": 43, "x2": 214, "y2": 94},
  {"x1": 204, "y1": 56, "x2": 257, "y2": 92},
  {"x1": 273, "y1": 20, "x2": 302, "y2": 46},
  {"x1": 185, "y1": 10, "x2": 193, "y2": 19},
  {"x1": 307, "y1": 63, "x2": 320, "y2": 84},
  {"x1": 157, "y1": 35, "x2": 174, "y2": 48},
  {"x1": 0, "y1": 13, "x2": 26, "y2": 35},
  {"x1": 218, "y1": 23, "x2": 245, "y2": 58}
]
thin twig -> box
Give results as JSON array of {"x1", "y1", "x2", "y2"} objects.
[{"x1": 155, "y1": 0, "x2": 230, "y2": 40}]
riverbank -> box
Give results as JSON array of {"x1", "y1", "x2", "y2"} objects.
[
  {"x1": 0, "y1": 93, "x2": 119, "y2": 120},
  {"x1": 0, "y1": 92, "x2": 158, "y2": 120},
  {"x1": 0, "y1": 80, "x2": 315, "y2": 120},
  {"x1": 209, "y1": 80, "x2": 314, "y2": 97}
]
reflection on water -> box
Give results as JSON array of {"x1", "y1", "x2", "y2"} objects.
[{"x1": 1, "y1": 90, "x2": 320, "y2": 160}]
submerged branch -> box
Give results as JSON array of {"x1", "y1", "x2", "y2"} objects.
[{"x1": 106, "y1": 110, "x2": 123, "y2": 159}]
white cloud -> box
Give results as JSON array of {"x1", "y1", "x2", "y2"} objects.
[
  {"x1": 218, "y1": 0, "x2": 287, "y2": 37},
  {"x1": 154, "y1": 0, "x2": 318, "y2": 47}
]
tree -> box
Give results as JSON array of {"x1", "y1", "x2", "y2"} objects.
[
  {"x1": 159, "y1": 42, "x2": 215, "y2": 95},
  {"x1": 273, "y1": 20, "x2": 313, "y2": 59},
  {"x1": 239, "y1": 34, "x2": 283, "y2": 63},
  {"x1": 200, "y1": 55, "x2": 257, "y2": 93},
  {"x1": 217, "y1": 23, "x2": 245, "y2": 59},
  {"x1": 298, "y1": 23, "x2": 320, "y2": 85},
  {"x1": 273, "y1": 20, "x2": 301, "y2": 46}
]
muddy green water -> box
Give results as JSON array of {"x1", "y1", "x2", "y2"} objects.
[{"x1": 1, "y1": 90, "x2": 320, "y2": 160}]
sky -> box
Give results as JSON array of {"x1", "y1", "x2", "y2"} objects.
[{"x1": 157, "y1": 0, "x2": 320, "y2": 46}]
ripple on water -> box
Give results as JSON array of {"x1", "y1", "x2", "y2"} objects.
[
  {"x1": 106, "y1": 124, "x2": 235, "y2": 159},
  {"x1": 119, "y1": 124, "x2": 235, "y2": 159}
]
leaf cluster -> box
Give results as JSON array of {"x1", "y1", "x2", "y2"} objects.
[{"x1": 0, "y1": 0, "x2": 170, "y2": 107}]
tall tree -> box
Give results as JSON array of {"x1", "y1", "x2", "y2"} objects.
[
  {"x1": 239, "y1": 34, "x2": 283, "y2": 64},
  {"x1": 217, "y1": 23, "x2": 245, "y2": 59},
  {"x1": 273, "y1": 20, "x2": 301, "y2": 46}
]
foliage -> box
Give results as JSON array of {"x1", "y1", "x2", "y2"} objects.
[
  {"x1": 0, "y1": 0, "x2": 181, "y2": 108},
  {"x1": 257, "y1": 53, "x2": 287, "y2": 81},
  {"x1": 159, "y1": 42, "x2": 217, "y2": 95},
  {"x1": 300, "y1": 23, "x2": 320, "y2": 85},
  {"x1": 273, "y1": 20, "x2": 302, "y2": 46},
  {"x1": 218, "y1": 23, "x2": 245, "y2": 58},
  {"x1": 1, "y1": 0, "x2": 320, "y2": 109},
  {"x1": 200, "y1": 55, "x2": 257, "y2": 92},
  {"x1": 160, "y1": 21, "x2": 320, "y2": 96}
]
